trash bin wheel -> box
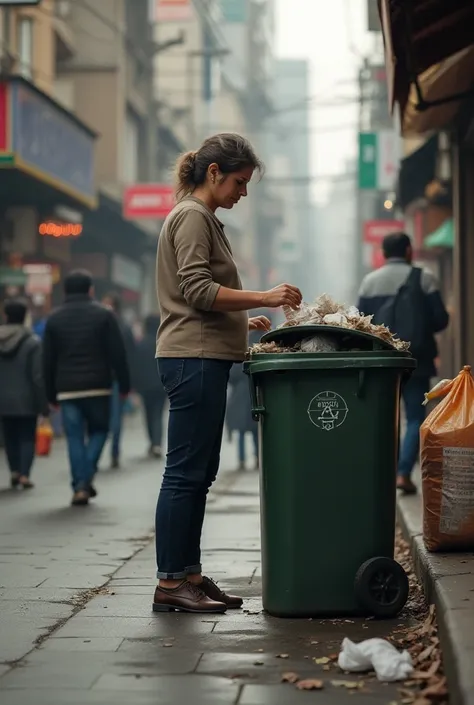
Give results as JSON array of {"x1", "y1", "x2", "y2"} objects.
[{"x1": 355, "y1": 557, "x2": 409, "y2": 618}]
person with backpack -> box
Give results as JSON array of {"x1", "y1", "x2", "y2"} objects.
[{"x1": 357, "y1": 232, "x2": 450, "y2": 495}]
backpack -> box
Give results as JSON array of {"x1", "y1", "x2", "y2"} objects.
[{"x1": 373, "y1": 267, "x2": 429, "y2": 357}]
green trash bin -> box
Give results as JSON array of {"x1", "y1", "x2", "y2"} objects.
[{"x1": 244, "y1": 325, "x2": 416, "y2": 619}]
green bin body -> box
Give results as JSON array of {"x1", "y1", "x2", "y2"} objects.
[{"x1": 244, "y1": 350, "x2": 416, "y2": 617}]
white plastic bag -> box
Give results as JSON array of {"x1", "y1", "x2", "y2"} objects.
[
  {"x1": 338, "y1": 638, "x2": 413, "y2": 682},
  {"x1": 300, "y1": 336, "x2": 339, "y2": 353}
]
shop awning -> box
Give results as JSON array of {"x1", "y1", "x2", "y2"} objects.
[
  {"x1": 379, "y1": 0, "x2": 474, "y2": 114},
  {"x1": 396, "y1": 134, "x2": 437, "y2": 209},
  {"x1": 425, "y1": 218, "x2": 454, "y2": 249}
]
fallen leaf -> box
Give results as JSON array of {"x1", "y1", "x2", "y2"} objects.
[
  {"x1": 331, "y1": 680, "x2": 362, "y2": 689},
  {"x1": 416, "y1": 643, "x2": 436, "y2": 663},
  {"x1": 314, "y1": 657, "x2": 330, "y2": 665},
  {"x1": 163, "y1": 643, "x2": 173, "y2": 648},
  {"x1": 296, "y1": 679, "x2": 324, "y2": 691},
  {"x1": 310, "y1": 640, "x2": 319, "y2": 645},
  {"x1": 421, "y1": 677, "x2": 448, "y2": 699},
  {"x1": 323, "y1": 665, "x2": 331, "y2": 671},
  {"x1": 412, "y1": 660, "x2": 441, "y2": 680},
  {"x1": 253, "y1": 661, "x2": 264, "y2": 666},
  {"x1": 281, "y1": 672, "x2": 299, "y2": 684},
  {"x1": 276, "y1": 654, "x2": 289, "y2": 659},
  {"x1": 329, "y1": 653, "x2": 338, "y2": 661}
]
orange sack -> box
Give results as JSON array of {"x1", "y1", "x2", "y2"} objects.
[{"x1": 421, "y1": 366, "x2": 474, "y2": 552}]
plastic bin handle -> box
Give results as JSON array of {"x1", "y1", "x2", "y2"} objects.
[{"x1": 248, "y1": 373, "x2": 265, "y2": 421}]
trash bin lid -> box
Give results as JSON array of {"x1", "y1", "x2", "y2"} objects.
[{"x1": 260, "y1": 324, "x2": 400, "y2": 352}]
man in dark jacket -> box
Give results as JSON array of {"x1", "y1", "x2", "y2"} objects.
[
  {"x1": 134, "y1": 314, "x2": 166, "y2": 458},
  {"x1": 43, "y1": 270, "x2": 130, "y2": 506},
  {"x1": 358, "y1": 232, "x2": 449, "y2": 495},
  {"x1": 102, "y1": 291, "x2": 136, "y2": 469},
  {"x1": 0, "y1": 298, "x2": 49, "y2": 489}
]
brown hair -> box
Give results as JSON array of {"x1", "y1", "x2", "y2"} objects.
[{"x1": 174, "y1": 133, "x2": 264, "y2": 200}]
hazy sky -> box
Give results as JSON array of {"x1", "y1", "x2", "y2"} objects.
[{"x1": 276, "y1": 0, "x2": 373, "y2": 201}]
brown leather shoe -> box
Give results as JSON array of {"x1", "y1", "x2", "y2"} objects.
[
  {"x1": 152, "y1": 581, "x2": 227, "y2": 614},
  {"x1": 397, "y1": 476, "x2": 417, "y2": 495},
  {"x1": 201, "y1": 576, "x2": 243, "y2": 609}
]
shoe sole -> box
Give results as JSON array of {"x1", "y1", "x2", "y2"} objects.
[{"x1": 152, "y1": 603, "x2": 226, "y2": 614}]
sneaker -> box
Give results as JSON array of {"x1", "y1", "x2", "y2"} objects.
[
  {"x1": 111, "y1": 457, "x2": 120, "y2": 470},
  {"x1": 88, "y1": 484, "x2": 97, "y2": 499},
  {"x1": 18, "y1": 477, "x2": 34, "y2": 490},
  {"x1": 397, "y1": 476, "x2": 417, "y2": 495},
  {"x1": 10, "y1": 474, "x2": 20, "y2": 489}
]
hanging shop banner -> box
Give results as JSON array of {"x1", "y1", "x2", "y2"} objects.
[
  {"x1": 363, "y1": 219, "x2": 405, "y2": 244},
  {"x1": 358, "y1": 130, "x2": 400, "y2": 190},
  {"x1": 123, "y1": 184, "x2": 175, "y2": 220},
  {"x1": 152, "y1": 0, "x2": 192, "y2": 22}
]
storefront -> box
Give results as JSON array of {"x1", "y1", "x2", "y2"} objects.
[
  {"x1": 0, "y1": 76, "x2": 96, "y2": 307},
  {"x1": 379, "y1": 0, "x2": 474, "y2": 371},
  {"x1": 70, "y1": 191, "x2": 156, "y2": 318}
]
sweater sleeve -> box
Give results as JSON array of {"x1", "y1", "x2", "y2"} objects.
[{"x1": 171, "y1": 210, "x2": 220, "y2": 311}]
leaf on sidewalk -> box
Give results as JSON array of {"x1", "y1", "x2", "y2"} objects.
[
  {"x1": 281, "y1": 672, "x2": 299, "y2": 684},
  {"x1": 330, "y1": 680, "x2": 363, "y2": 690},
  {"x1": 416, "y1": 643, "x2": 437, "y2": 664},
  {"x1": 253, "y1": 661, "x2": 264, "y2": 666},
  {"x1": 296, "y1": 679, "x2": 325, "y2": 690},
  {"x1": 412, "y1": 659, "x2": 441, "y2": 680},
  {"x1": 420, "y1": 676, "x2": 448, "y2": 699},
  {"x1": 314, "y1": 656, "x2": 330, "y2": 665},
  {"x1": 276, "y1": 654, "x2": 289, "y2": 659}
]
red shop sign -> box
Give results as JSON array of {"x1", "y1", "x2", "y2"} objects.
[
  {"x1": 363, "y1": 219, "x2": 405, "y2": 244},
  {"x1": 123, "y1": 184, "x2": 175, "y2": 220}
]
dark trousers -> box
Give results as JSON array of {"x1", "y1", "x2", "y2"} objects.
[
  {"x1": 109, "y1": 382, "x2": 124, "y2": 461},
  {"x1": 60, "y1": 396, "x2": 110, "y2": 492},
  {"x1": 398, "y1": 376, "x2": 430, "y2": 478},
  {"x1": 155, "y1": 358, "x2": 231, "y2": 579},
  {"x1": 2, "y1": 416, "x2": 37, "y2": 478},
  {"x1": 141, "y1": 391, "x2": 166, "y2": 448}
]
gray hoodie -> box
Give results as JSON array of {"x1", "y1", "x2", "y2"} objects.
[{"x1": 0, "y1": 325, "x2": 49, "y2": 417}]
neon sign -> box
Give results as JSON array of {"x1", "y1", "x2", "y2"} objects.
[{"x1": 39, "y1": 222, "x2": 83, "y2": 238}]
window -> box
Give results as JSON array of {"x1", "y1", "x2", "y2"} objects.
[{"x1": 18, "y1": 17, "x2": 34, "y2": 80}]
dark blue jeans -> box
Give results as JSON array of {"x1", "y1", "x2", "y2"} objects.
[
  {"x1": 110, "y1": 382, "x2": 124, "y2": 461},
  {"x1": 398, "y1": 376, "x2": 429, "y2": 478},
  {"x1": 2, "y1": 416, "x2": 37, "y2": 478},
  {"x1": 155, "y1": 358, "x2": 232, "y2": 579},
  {"x1": 61, "y1": 397, "x2": 110, "y2": 491}
]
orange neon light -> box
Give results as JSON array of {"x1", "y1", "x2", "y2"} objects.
[{"x1": 39, "y1": 223, "x2": 83, "y2": 238}]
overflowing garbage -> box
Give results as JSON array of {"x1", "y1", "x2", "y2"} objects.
[{"x1": 250, "y1": 294, "x2": 410, "y2": 354}]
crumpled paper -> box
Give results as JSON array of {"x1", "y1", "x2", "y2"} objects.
[
  {"x1": 279, "y1": 295, "x2": 409, "y2": 352},
  {"x1": 338, "y1": 637, "x2": 413, "y2": 682}
]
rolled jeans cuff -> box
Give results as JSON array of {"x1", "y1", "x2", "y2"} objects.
[
  {"x1": 156, "y1": 569, "x2": 187, "y2": 580},
  {"x1": 185, "y1": 563, "x2": 202, "y2": 576}
]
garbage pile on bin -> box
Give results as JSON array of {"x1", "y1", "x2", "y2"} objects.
[{"x1": 250, "y1": 294, "x2": 410, "y2": 354}]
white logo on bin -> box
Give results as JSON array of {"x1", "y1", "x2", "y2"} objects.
[{"x1": 308, "y1": 391, "x2": 349, "y2": 431}]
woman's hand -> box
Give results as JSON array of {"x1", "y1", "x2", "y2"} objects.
[
  {"x1": 249, "y1": 315, "x2": 272, "y2": 332},
  {"x1": 261, "y1": 283, "x2": 302, "y2": 309}
]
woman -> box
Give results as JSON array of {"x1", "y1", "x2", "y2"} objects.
[
  {"x1": 134, "y1": 314, "x2": 166, "y2": 458},
  {"x1": 154, "y1": 133, "x2": 302, "y2": 614}
]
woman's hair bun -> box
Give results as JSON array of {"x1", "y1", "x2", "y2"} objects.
[{"x1": 175, "y1": 150, "x2": 197, "y2": 200}]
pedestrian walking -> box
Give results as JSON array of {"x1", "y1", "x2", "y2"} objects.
[
  {"x1": 0, "y1": 298, "x2": 49, "y2": 489},
  {"x1": 43, "y1": 270, "x2": 130, "y2": 506},
  {"x1": 357, "y1": 231, "x2": 449, "y2": 495},
  {"x1": 226, "y1": 330, "x2": 261, "y2": 471},
  {"x1": 134, "y1": 314, "x2": 166, "y2": 458},
  {"x1": 102, "y1": 292, "x2": 137, "y2": 469},
  {"x1": 153, "y1": 133, "x2": 302, "y2": 614}
]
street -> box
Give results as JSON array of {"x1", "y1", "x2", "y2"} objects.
[{"x1": 0, "y1": 419, "x2": 437, "y2": 705}]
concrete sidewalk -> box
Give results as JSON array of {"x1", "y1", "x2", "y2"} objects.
[
  {"x1": 397, "y1": 469, "x2": 474, "y2": 705},
  {"x1": 1, "y1": 446, "x2": 428, "y2": 705}
]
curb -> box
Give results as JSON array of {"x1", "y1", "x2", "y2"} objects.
[{"x1": 396, "y1": 494, "x2": 474, "y2": 705}]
